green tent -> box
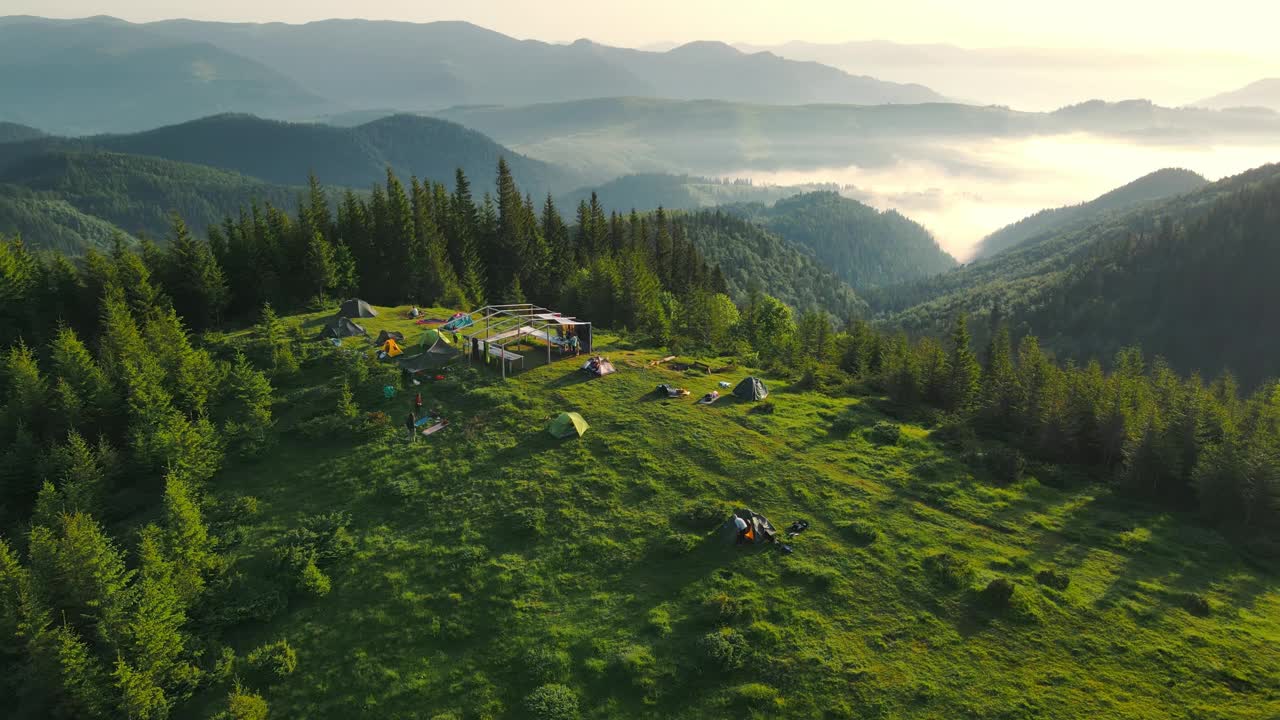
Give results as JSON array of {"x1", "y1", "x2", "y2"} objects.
[{"x1": 547, "y1": 412, "x2": 589, "y2": 439}]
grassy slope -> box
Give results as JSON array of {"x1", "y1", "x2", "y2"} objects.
[{"x1": 207, "y1": 305, "x2": 1279, "y2": 719}]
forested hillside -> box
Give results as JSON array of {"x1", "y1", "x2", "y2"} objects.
[
  {"x1": 974, "y1": 168, "x2": 1208, "y2": 259},
  {"x1": 1, "y1": 149, "x2": 1278, "y2": 719},
  {"x1": 729, "y1": 191, "x2": 956, "y2": 288},
  {"x1": 0, "y1": 122, "x2": 45, "y2": 144},
  {"x1": 0, "y1": 151, "x2": 304, "y2": 251},
  {"x1": 678, "y1": 210, "x2": 868, "y2": 320},
  {"x1": 0, "y1": 114, "x2": 579, "y2": 201},
  {"x1": 556, "y1": 174, "x2": 810, "y2": 215},
  {"x1": 873, "y1": 163, "x2": 1280, "y2": 385}
]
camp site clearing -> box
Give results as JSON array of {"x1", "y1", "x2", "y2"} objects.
[{"x1": 207, "y1": 304, "x2": 1280, "y2": 719}]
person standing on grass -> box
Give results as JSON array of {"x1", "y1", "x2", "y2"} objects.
[
  {"x1": 734, "y1": 514, "x2": 750, "y2": 544},
  {"x1": 415, "y1": 392, "x2": 423, "y2": 412},
  {"x1": 406, "y1": 411, "x2": 417, "y2": 443}
]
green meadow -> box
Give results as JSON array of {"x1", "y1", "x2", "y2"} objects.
[{"x1": 202, "y1": 305, "x2": 1279, "y2": 719}]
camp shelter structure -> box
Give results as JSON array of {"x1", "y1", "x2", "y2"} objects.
[
  {"x1": 547, "y1": 411, "x2": 589, "y2": 439},
  {"x1": 339, "y1": 299, "x2": 377, "y2": 318},
  {"x1": 720, "y1": 508, "x2": 777, "y2": 545},
  {"x1": 379, "y1": 338, "x2": 403, "y2": 357},
  {"x1": 734, "y1": 376, "x2": 768, "y2": 401},
  {"x1": 457, "y1": 304, "x2": 594, "y2": 380},
  {"x1": 582, "y1": 356, "x2": 615, "y2": 377},
  {"x1": 317, "y1": 317, "x2": 367, "y2": 339},
  {"x1": 374, "y1": 329, "x2": 405, "y2": 346}
]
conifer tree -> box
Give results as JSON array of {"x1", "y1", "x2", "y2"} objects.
[
  {"x1": 45, "y1": 431, "x2": 106, "y2": 517},
  {"x1": 48, "y1": 623, "x2": 112, "y2": 718},
  {"x1": 27, "y1": 513, "x2": 133, "y2": 644},
  {"x1": 257, "y1": 304, "x2": 298, "y2": 377},
  {"x1": 223, "y1": 352, "x2": 274, "y2": 454},
  {"x1": 49, "y1": 325, "x2": 117, "y2": 432},
  {"x1": 943, "y1": 314, "x2": 981, "y2": 413},
  {"x1": 123, "y1": 526, "x2": 192, "y2": 693},
  {"x1": 301, "y1": 232, "x2": 337, "y2": 303},
  {"x1": 980, "y1": 323, "x2": 1022, "y2": 430},
  {"x1": 0, "y1": 236, "x2": 38, "y2": 347},
  {"x1": 161, "y1": 473, "x2": 211, "y2": 604},
  {"x1": 163, "y1": 216, "x2": 228, "y2": 330},
  {"x1": 113, "y1": 656, "x2": 168, "y2": 720},
  {"x1": 3, "y1": 340, "x2": 48, "y2": 439},
  {"x1": 144, "y1": 308, "x2": 216, "y2": 419}
]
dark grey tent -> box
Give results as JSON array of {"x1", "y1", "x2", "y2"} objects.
[
  {"x1": 719, "y1": 508, "x2": 777, "y2": 545},
  {"x1": 317, "y1": 317, "x2": 367, "y2": 339},
  {"x1": 374, "y1": 329, "x2": 405, "y2": 346},
  {"x1": 733, "y1": 376, "x2": 768, "y2": 401},
  {"x1": 399, "y1": 337, "x2": 460, "y2": 373},
  {"x1": 338, "y1": 299, "x2": 377, "y2": 318}
]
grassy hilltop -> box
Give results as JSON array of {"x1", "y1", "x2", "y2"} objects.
[{"x1": 197, "y1": 305, "x2": 1279, "y2": 719}]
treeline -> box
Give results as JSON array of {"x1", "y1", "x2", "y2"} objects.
[
  {"x1": 0, "y1": 240, "x2": 278, "y2": 716},
  {"x1": 797, "y1": 314, "x2": 1279, "y2": 538}
]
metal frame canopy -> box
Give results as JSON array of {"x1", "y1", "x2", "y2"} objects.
[{"x1": 455, "y1": 304, "x2": 592, "y2": 379}]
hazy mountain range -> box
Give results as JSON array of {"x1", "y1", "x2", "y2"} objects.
[
  {"x1": 0, "y1": 15, "x2": 944, "y2": 134},
  {"x1": 1196, "y1": 78, "x2": 1280, "y2": 111},
  {"x1": 734, "y1": 40, "x2": 1280, "y2": 111}
]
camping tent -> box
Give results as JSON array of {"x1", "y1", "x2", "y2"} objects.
[
  {"x1": 582, "y1": 357, "x2": 616, "y2": 377},
  {"x1": 547, "y1": 412, "x2": 589, "y2": 439},
  {"x1": 441, "y1": 313, "x2": 474, "y2": 331},
  {"x1": 374, "y1": 329, "x2": 405, "y2": 346},
  {"x1": 317, "y1": 317, "x2": 367, "y2": 339},
  {"x1": 338, "y1": 299, "x2": 377, "y2": 318},
  {"x1": 733, "y1": 376, "x2": 768, "y2": 401},
  {"x1": 379, "y1": 338, "x2": 403, "y2": 357},
  {"x1": 720, "y1": 509, "x2": 777, "y2": 545}
]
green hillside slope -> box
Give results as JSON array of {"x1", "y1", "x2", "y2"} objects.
[
  {"x1": 730, "y1": 191, "x2": 957, "y2": 289},
  {"x1": 181, "y1": 306, "x2": 1277, "y2": 718},
  {"x1": 974, "y1": 168, "x2": 1209, "y2": 259},
  {"x1": 874, "y1": 163, "x2": 1280, "y2": 385},
  {"x1": 0, "y1": 184, "x2": 129, "y2": 253}
]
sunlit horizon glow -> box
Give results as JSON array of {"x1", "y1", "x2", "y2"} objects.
[{"x1": 7, "y1": 0, "x2": 1280, "y2": 60}]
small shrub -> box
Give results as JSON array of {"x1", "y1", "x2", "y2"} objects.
[
  {"x1": 1035, "y1": 569, "x2": 1071, "y2": 591},
  {"x1": 226, "y1": 682, "x2": 269, "y2": 720},
  {"x1": 232, "y1": 495, "x2": 260, "y2": 517},
  {"x1": 513, "y1": 506, "x2": 546, "y2": 536},
  {"x1": 830, "y1": 411, "x2": 859, "y2": 436},
  {"x1": 699, "y1": 627, "x2": 750, "y2": 671},
  {"x1": 677, "y1": 500, "x2": 726, "y2": 530},
  {"x1": 748, "y1": 401, "x2": 776, "y2": 415},
  {"x1": 359, "y1": 410, "x2": 392, "y2": 438},
  {"x1": 524, "y1": 683, "x2": 580, "y2": 720},
  {"x1": 924, "y1": 553, "x2": 973, "y2": 590},
  {"x1": 746, "y1": 621, "x2": 783, "y2": 649},
  {"x1": 731, "y1": 682, "x2": 781, "y2": 709},
  {"x1": 247, "y1": 639, "x2": 297, "y2": 678},
  {"x1": 836, "y1": 519, "x2": 880, "y2": 545},
  {"x1": 1182, "y1": 593, "x2": 1211, "y2": 617},
  {"x1": 868, "y1": 421, "x2": 902, "y2": 445},
  {"x1": 522, "y1": 647, "x2": 572, "y2": 685},
  {"x1": 985, "y1": 446, "x2": 1026, "y2": 485},
  {"x1": 661, "y1": 533, "x2": 701, "y2": 556},
  {"x1": 298, "y1": 558, "x2": 332, "y2": 597},
  {"x1": 646, "y1": 606, "x2": 672, "y2": 636},
  {"x1": 980, "y1": 578, "x2": 1017, "y2": 609},
  {"x1": 931, "y1": 419, "x2": 978, "y2": 451}
]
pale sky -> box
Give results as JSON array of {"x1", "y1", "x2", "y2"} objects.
[{"x1": 9, "y1": 0, "x2": 1279, "y2": 58}]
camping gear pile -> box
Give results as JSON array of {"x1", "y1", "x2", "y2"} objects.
[
  {"x1": 582, "y1": 356, "x2": 616, "y2": 377},
  {"x1": 547, "y1": 412, "x2": 589, "y2": 439},
  {"x1": 440, "y1": 312, "x2": 474, "y2": 332},
  {"x1": 655, "y1": 384, "x2": 690, "y2": 398},
  {"x1": 722, "y1": 509, "x2": 778, "y2": 546},
  {"x1": 696, "y1": 390, "x2": 721, "y2": 405}
]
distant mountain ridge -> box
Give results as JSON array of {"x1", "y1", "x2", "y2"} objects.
[
  {"x1": 1196, "y1": 78, "x2": 1280, "y2": 111},
  {"x1": 0, "y1": 16, "x2": 331, "y2": 134},
  {"x1": 0, "y1": 15, "x2": 946, "y2": 134},
  {"x1": 973, "y1": 168, "x2": 1209, "y2": 259},
  {"x1": 0, "y1": 122, "x2": 45, "y2": 144},
  {"x1": 0, "y1": 113, "x2": 580, "y2": 199}
]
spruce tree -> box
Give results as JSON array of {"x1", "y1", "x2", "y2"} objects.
[
  {"x1": 161, "y1": 473, "x2": 211, "y2": 605},
  {"x1": 49, "y1": 325, "x2": 118, "y2": 433},
  {"x1": 980, "y1": 323, "x2": 1022, "y2": 430},
  {"x1": 163, "y1": 215, "x2": 228, "y2": 330},
  {"x1": 943, "y1": 314, "x2": 981, "y2": 413},
  {"x1": 113, "y1": 656, "x2": 168, "y2": 720},
  {"x1": 301, "y1": 232, "x2": 337, "y2": 304},
  {"x1": 123, "y1": 526, "x2": 192, "y2": 691},
  {"x1": 223, "y1": 352, "x2": 274, "y2": 455},
  {"x1": 27, "y1": 513, "x2": 133, "y2": 645}
]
